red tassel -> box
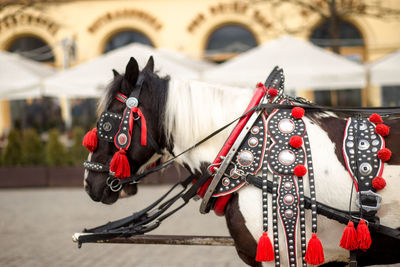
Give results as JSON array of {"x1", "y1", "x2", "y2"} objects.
[
  {"x1": 294, "y1": 164, "x2": 307, "y2": 177},
  {"x1": 255, "y1": 232, "x2": 274, "y2": 262},
  {"x1": 357, "y1": 219, "x2": 372, "y2": 250},
  {"x1": 372, "y1": 176, "x2": 386, "y2": 191},
  {"x1": 110, "y1": 149, "x2": 131, "y2": 179},
  {"x1": 292, "y1": 107, "x2": 305, "y2": 119},
  {"x1": 377, "y1": 148, "x2": 392, "y2": 162},
  {"x1": 375, "y1": 124, "x2": 390, "y2": 136},
  {"x1": 305, "y1": 233, "x2": 325, "y2": 265},
  {"x1": 82, "y1": 128, "x2": 98, "y2": 152},
  {"x1": 289, "y1": 135, "x2": 303, "y2": 148},
  {"x1": 340, "y1": 221, "x2": 358, "y2": 250},
  {"x1": 369, "y1": 113, "x2": 383, "y2": 124}
]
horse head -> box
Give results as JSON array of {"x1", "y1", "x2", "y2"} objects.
[{"x1": 83, "y1": 56, "x2": 170, "y2": 204}]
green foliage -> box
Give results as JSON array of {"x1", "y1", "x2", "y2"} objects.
[
  {"x1": 45, "y1": 129, "x2": 68, "y2": 166},
  {"x1": 22, "y1": 129, "x2": 45, "y2": 166},
  {"x1": 69, "y1": 127, "x2": 87, "y2": 165},
  {"x1": 2, "y1": 129, "x2": 23, "y2": 166}
]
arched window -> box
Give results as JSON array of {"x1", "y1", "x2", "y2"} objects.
[
  {"x1": 104, "y1": 30, "x2": 154, "y2": 53},
  {"x1": 205, "y1": 24, "x2": 257, "y2": 63},
  {"x1": 310, "y1": 20, "x2": 364, "y2": 107},
  {"x1": 310, "y1": 20, "x2": 364, "y2": 62},
  {"x1": 8, "y1": 36, "x2": 55, "y2": 63}
]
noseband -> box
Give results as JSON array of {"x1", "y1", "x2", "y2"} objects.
[{"x1": 83, "y1": 72, "x2": 162, "y2": 192}]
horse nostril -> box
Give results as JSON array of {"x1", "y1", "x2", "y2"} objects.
[{"x1": 84, "y1": 180, "x2": 92, "y2": 193}]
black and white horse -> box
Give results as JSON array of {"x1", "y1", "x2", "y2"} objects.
[{"x1": 83, "y1": 57, "x2": 400, "y2": 266}]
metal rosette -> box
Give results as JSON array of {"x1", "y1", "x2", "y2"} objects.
[
  {"x1": 343, "y1": 118, "x2": 384, "y2": 188},
  {"x1": 267, "y1": 108, "x2": 306, "y2": 267},
  {"x1": 97, "y1": 112, "x2": 122, "y2": 142},
  {"x1": 213, "y1": 113, "x2": 268, "y2": 197}
]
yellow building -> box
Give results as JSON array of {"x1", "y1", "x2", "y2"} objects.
[{"x1": 1, "y1": 0, "x2": 400, "y2": 134}]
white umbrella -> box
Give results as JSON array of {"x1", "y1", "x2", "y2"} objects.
[
  {"x1": 0, "y1": 51, "x2": 56, "y2": 99},
  {"x1": 157, "y1": 47, "x2": 216, "y2": 73},
  {"x1": 369, "y1": 49, "x2": 400, "y2": 86},
  {"x1": 203, "y1": 35, "x2": 366, "y2": 90},
  {"x1": 43, "y1": 43, "x2": 201, "y2": 98}
]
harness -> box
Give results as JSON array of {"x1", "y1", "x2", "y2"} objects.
[{"x1": 81, "y1": 67, "x2": 400, "y2": 266}]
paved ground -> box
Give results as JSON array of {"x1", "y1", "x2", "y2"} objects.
[
  {"x1": 1, "y1": 187, "x2": 400, "y2": 267},
  {"x1": 0, "y1": 186, "x2": 243, "y2": 267}
]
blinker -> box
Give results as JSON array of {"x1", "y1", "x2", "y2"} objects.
[{"x1": 97, "y1": 111, "x2": 122, "y2": 142}]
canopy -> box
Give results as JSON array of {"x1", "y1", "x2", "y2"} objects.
[
  {"x1": 43, "y1": 43, "x2": 202, "y2": 98},
  {"x1": 369, "y1": 49, "x2": 400, "y2": 86},
  {"x1": 203, "y1": 35, "x2": 366, "y2": 90},
  {"x1": 0, "y1": 51, "x2": 56, "y2": 100}
]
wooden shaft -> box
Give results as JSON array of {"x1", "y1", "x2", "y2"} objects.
[{"x1": 74, "y1": 233, "x2": 235, "y2": 246}]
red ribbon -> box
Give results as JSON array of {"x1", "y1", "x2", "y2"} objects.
[{"x1": 131, "y1": 107, "x2": 147, "y2": 146}]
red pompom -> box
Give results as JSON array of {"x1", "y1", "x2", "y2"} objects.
[
  {"x1": 110, "y1": 149, "x2": 131, "y2": 179},
  {"x1": 305, "y1": 233, "x2": 325, "y2": 265},
  {"x1": 82, "y1": 128, "x2": 98, "y2": 152},
  {"x1": 357, "y1": 219, "x2": 372, "y2": 250},
  {"x1": 289, "y1": 135, "x2": 303, "y2": 148},
  {"x1": 340, "y1": 221, "x2": 358, "y2": 250},
  {"x1": 377, "y1": 148, "x2": 392, "y2": 162},
  {"x1": 292, "y1": 107, "x2": 305, "y2": 119},
  {"x1": 256, "y1": 82, "x2": 264, "y2": 88},
  {"x1": 369, "y1": 113, "x2": 383, "y2": 124},
  {"x1": 268, "y1": 88, "x2": 278, "y2": 97},
  {"x1": 255, "y1": 232, "x2": 274, "y2": 262},
  {"x1": 294, "y1": 165, "x2": 307, "y2": 177},
  {"x1": 375, "y1": 124, "x2": 390, "y2": 136},
  {"x1": 372, "y1": 176, "x2": 386, "y2": 191}
]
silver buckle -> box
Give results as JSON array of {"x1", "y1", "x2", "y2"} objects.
[{"x1": 356, "y1": 190, "x2": 382, "y2": 212}]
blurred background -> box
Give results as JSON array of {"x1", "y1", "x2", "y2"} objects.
[{"x1": 0, "y1": 0, "x2": 400, "y2": 266}]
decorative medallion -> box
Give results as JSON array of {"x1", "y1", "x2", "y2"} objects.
[
  {"x1": 118, "y1": 133, "x2": 128, "y2": 146},
  {"x1": 279, "y1": 118, "x2": 295, "y2": 133}
]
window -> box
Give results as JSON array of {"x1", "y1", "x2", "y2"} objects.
[
  {"x1": 8, "y1": 36, "x2": 55, "y2": 63},
  {"x1": 310, "y1": 20, "x2": 364, "y2": 106},
  {"x1": 382, "y1": 86, "x2": 400, "y2": 107},
  {"x1": 104, "y1": 30, "x2": 154, "y2": 53},
  {"x1": 205, "y1": 24, "x2": 257, "y2": 63}
]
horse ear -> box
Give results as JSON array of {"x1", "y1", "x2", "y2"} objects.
[
  {"x1": 112, "y1": 69, "x2": 119, "y2": 77},
  {"x1": 125, "y1": 57, "x2": 139, "y2": 85},
  {"x1": 143, "y1": 56, "x2": 154, "y2": 73}
]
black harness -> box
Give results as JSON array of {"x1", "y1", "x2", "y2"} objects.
[{"x1": 80, "y1": 69, "x2": 400, "y2": 265}]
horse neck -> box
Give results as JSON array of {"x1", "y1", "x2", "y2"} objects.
[{"x1": 164, "y1": 78, "x2": 255, "y2": 171}]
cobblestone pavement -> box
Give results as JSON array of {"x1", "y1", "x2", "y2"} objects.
[
  {"x1": 0, "y1": 186, "x2": 243, "y2": 267},
  {"x1": 1, "y1": 187, "x2": 399, "y2": 267}
]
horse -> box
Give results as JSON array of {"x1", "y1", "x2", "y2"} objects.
[{"x1": 83, "y1": 56, "x2": 400, "y2": 267}]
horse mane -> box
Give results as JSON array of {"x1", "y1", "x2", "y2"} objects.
[{"x1": 164, "y1": 79, "x2": 255, "y2": 171}]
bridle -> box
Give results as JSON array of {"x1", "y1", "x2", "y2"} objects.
[{"x1": 83, "y1": 72, "x2": 163, "y2": 192}]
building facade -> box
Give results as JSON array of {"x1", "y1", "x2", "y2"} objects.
[{"x1": 1, "y1": 0, "x2": 400, "y2": 133}]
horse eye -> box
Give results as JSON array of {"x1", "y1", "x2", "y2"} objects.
[{"x1": 103, "y1": 122, "x2": 112, "y2": 132}]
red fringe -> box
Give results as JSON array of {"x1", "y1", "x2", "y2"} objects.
[
  {"x1": 82, "y1": 128, "x2": 98, "y2": 152},
  {"x1": 305, "y1": 233, "x2": 325, "y2": 265},
  {"x1": 377, "y1": 148, "x2": 392, "y2": 162},
  {"x1": 110, "y1": 149, "x2": 131, "y2": 179},
  {"x1": 357, "y1": 219, "x2": 372, "y2": 250},
  {"x1": 372, "y1": 176, "x2": 386, "y2": 191},
  {"x1": 375, "y1": 124, "x2": 390, "y2": 136},
  {"x1": 369, "y1": 113, "x2": 383, "y2": 124},
  {"x1": 255, "y1": 232, "x2": 274, "y2": 262},
  {"x1": 289, "y1": 135, "x2": 303, "y2": 148},
  {"x1": 340, "y1": 221, "x2": 358, "y2": 250},
  {"x1": 294, "y1": 164, "x2": 307, "y2": 177},
  {"x1": 291, "y1": 107, "x2": 305, "y2": 119}
]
